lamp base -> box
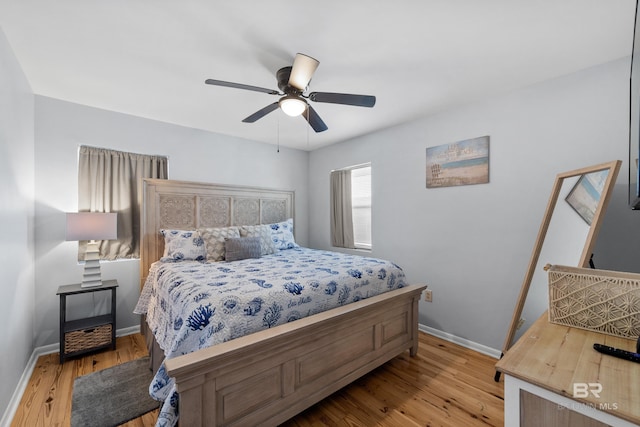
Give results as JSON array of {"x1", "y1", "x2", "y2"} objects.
[{"x1": 82, "y1": 241, "x2": 103, "y2": 287}]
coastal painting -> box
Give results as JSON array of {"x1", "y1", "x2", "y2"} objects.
[
  {"x1": 565, "y1": 169, "x2": 609, "y2": 225},
  {"x1": 426, "y1": 136, "x2": 490, "y2": 188}
]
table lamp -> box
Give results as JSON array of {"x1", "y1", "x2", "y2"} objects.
[{"x1": 66, "y1": 212, "x2": 117, "y2": 287}]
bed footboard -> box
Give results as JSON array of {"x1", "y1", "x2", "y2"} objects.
[{"x1": 165, "y1": 284, "x2": 425, "y2": 426}]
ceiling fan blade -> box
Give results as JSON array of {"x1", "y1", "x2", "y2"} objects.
[
  {"x1": 205, "y1": 79, "x2": 279, "y2": 95},
  {"x1": 288, "y1": 53, "x2": 319, "y2": 91},
  {"x1": 303, "y1": 106, "x2": 328, "y2": 132},
  {"x1": 309, "y1": 92, "x2": 376, "y2": 108},
  {"x1": 242, "y1": 102, "x2": 280, "y2": 123}
]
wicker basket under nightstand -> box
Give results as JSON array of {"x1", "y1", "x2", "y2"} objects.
[{"x1": 57, "y1": 280, "x2": 118, "y2": 363}]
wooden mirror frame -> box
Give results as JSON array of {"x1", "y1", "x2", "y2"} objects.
[{"x1": 496, "y1": 160, "x2": 621, "y2": 381}]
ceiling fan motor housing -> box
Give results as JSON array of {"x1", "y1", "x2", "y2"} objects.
[{"x1": 276, "y1": 66, "x2": 301, "y2": 95}]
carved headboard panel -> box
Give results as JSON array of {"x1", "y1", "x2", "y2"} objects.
[{"x1": 141, "y1": 178, "x2": 295, "y2": 288}]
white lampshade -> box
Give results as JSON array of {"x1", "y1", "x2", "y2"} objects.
[
  {"x1": 279, "y1": 95, "x2": 307, "y2": 117},
  {"x1": 66, "y1": 212, "x2": 117, "y2": 287},
  {"x1": 289, "y1": 53, "x2": 319, "y2": 90},
  {"x1": 66, "y1": 212, "x2": 118, "y2": 241}
]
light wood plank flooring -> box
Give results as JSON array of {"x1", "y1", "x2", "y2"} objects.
[{"x1": 11, "y1": 332, "x2": 504, "y2": 427}]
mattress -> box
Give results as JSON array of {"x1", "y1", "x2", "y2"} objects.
[{"x1": 134, "y1": 246, "x2": 406, "y2": 426}]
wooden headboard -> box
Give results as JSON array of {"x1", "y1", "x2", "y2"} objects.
[{"x1": 140, "y1": 178, "x2": 295, "y2": 289}]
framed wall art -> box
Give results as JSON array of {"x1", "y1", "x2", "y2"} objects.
[{"x1": 426, "y1": 136, "x2": 490, "y2": 188}]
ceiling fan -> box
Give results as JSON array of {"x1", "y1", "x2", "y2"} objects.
[{"x1": 205, "y1": 53, "x2": 376, "y2": 133}]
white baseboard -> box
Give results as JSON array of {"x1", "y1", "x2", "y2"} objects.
[
  {"x1": 0, "y1": 325, "x2": 141, "y2": 427},
  {"x1": 117, "y1": 325, "x2": 141, "y2": 338},
  {"x1": 0, "y1": 347, "x2": 43, "y2": 427},
  {"x1": 419, "y1": 323, "x2": 502, "y2": 359}
]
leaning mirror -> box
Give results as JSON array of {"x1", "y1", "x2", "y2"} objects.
[{"x1": 496, "y1": 160, "x2": 621, "y2": 381}]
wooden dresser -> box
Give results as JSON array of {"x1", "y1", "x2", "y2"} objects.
[{"x1": 495, "y1": 313, "x2": 640, "y2": 427}]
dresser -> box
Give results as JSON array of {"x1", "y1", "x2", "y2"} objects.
[{"x1": 495, "y1": 313, "x2": 640, "y2": 427}]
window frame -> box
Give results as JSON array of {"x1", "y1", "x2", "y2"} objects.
[{"x1": 350, "y1": 164, "x2": 372, "y2": 250}]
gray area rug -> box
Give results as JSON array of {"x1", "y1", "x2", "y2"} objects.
[{"x1": 71, "y1": 357, "x2": 160, "y2": 427}]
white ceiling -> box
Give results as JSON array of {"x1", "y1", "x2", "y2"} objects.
[{"x1": 0, "y1": 1, "x2": 635, "y2": 150}]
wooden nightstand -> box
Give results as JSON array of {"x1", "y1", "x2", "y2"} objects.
[{"x1": 57, "y1": 280, "x2": 118, "y2": 363}]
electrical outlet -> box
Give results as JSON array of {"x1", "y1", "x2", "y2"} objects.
[
  {"x1": 424, "y1": 289, "x2": 433, "y2": 302},
  {"x1": 516, "y1": 318, "x2": 526, "y2": 330}
]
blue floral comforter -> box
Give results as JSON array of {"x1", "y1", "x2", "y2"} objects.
[{"x1": 134, "y1": 247, "x2": 406, "y2": 427}]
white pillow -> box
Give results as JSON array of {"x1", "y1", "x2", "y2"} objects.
[
  {"x1": 198, "y1": 226, "x2": 240, "y2": 261},
  {"x1": 239, "y1": 224, "x2": 276, "y2": 255}
]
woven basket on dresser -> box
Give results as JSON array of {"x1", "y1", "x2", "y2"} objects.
[
  {"x1": 547, "y1": 264, "x2": 640, "y2": 338},
  {"x1": 64, "y1": 324, "x2": 112, "y2": 354}
]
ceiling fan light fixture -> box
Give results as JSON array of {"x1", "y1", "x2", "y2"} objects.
[{"x1": 279, "y1": 95, "x2": 307, "y2": 117}]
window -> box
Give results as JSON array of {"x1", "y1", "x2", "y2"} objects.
[
  {"x1": 330, "y1": 163, "x2": 371, "y2": 249},
  {"x1": 350, "y1": 166, "x2": 372, "y2": 249},
  {"x1": 78, "y1": 145, "x2": 168, "y2": 260}
]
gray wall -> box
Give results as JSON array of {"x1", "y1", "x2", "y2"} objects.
[
  {"x1": 33, "y1": 97, "x2": 310, "y2": 347},
  {"x1": 0, "y1": 29, "x2": 35, "y2": 422},
  {"x1": 308, "y1": 58, "x2": 636, "y2": 351}
]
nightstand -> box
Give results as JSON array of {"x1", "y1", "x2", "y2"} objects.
[{"x1": 57, "y1": 280, "x2": 118, "y2": 363}]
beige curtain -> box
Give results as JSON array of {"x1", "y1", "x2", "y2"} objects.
[
  {"x1": 78, "y1": 145, "x2": 168, "y2": 260},
  {"x1": 330, "y1": 169, "x2": 355, "y2": 248}
]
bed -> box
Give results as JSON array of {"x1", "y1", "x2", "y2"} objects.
[{"x1": 137, "y1": 178, "x2": 425, "y2": 426}]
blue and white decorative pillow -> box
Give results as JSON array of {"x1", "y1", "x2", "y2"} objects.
[
  {"x1": 160, "y1": 229, "x2": 206, "y2": 261},
  {"x1": 269, "y1": 218, "x2": 299, "y2": 250}
]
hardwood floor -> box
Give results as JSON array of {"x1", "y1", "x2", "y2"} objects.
[
  {"x1": 11, "y1": 332, "x2": 504, "y2": 427},
  {"x1": 10, "y1": 334, "x2": 156, "y2": 427}
]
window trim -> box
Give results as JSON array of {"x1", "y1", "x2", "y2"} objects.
[{"x1": 350, "y1": 164, "x2": 372, "y2": 250}]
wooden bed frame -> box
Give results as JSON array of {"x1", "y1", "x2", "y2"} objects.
[{"x1": 141, "y1": 178, "x2": 425, "y2": 426}]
